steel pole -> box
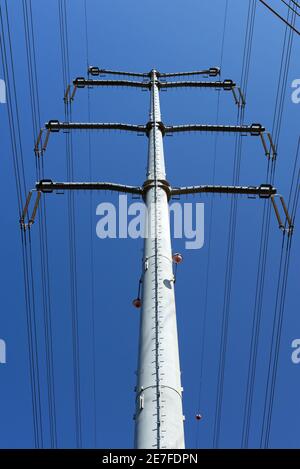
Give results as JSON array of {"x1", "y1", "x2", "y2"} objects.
[{"x1": 134, "y1": 70, "x2": 185, "y2": 449}]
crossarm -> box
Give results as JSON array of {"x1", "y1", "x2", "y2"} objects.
[
  {"x1": 164, "y1": 123, "x2": 265, "y2": 135},
  {"x1": 158, "y1": 68, "x2": 220, "y2": 78},
  {"x1": 160, "y1": 79, "x2": 235, "y2": 90},
  {"x1": 73, "y1": 78, "x2": 149, "y2": 89},
  {"x1": 22, "y1": 182, "x2": 294, "y2": 234},
  {"x1": 36, "y1": 180, "x2": 143, "y2": 195},
  {"x1": 73, "y1": 78, "x2": 234, "y2": 91},
  {"x1": 171, "y1": 184, "x2": 276, "y2": 198},
  {"x1": 45, "y1": 120, "x2": 147, "y2": 133},
  {"x1": 88, "y1": 67, "x2": 149, "y2": 77},
  {"x1": 87, "y1": 67, "x2": 221, "y2": 78}
]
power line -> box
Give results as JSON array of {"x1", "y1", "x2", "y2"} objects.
[
  {"x1": 258, "y1": 0, "x2": 300, "y2": 34},
  {"x1": 58, "y1": 0, "x2": 82, "y2": 448},
  {"x1": 241, "y1": 0, "x2": 297, "y2": 447},
  {"x1": 1, "y1": 0, "x2": 44, "y2": 447},
  {"x1": 260, "y1": 138, "x2": 299, "y2": 447},
  {"x1": 22, "y1": 0, "x2": 58, "y2": 448},
  {"x1": 280, "y1": 0, "x2": 300, "y2": 16},
  {"x1": 213, "y1": 0, "x2": 256, "y2": 448},
  {"x1": 259, "y1": 3, "x2": 297, "y2": 446},
  {"x1": 196, "y1": 0, "x2": 229, "y2": 449},
  {"x1": 84, "y1": 0, "x2": 98, "y2": 447}
]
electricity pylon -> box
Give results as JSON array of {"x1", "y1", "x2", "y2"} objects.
[{"x1": 21, "y1": 66, "x2": 293, "y2": 449}]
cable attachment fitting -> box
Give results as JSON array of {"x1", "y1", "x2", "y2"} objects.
[
  {"x1": 209, "y1": 67, "x2": 220, "y2": 77},
  {"x1": 223, "y1": 79, "x2": 234, "y2": 91},
  {"x1": 88, "y1": 66, "x2": 101, "y2": 76},
  {"x1": 250, "y1": 123, "x2": 264, "y2": 136}
]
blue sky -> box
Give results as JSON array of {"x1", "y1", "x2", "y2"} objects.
[{"x1": 0, "y1": 0, "x2": 300, "y2": 449}]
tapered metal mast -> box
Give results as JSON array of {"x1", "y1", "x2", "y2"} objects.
[
  {"x1": 22, "y1": 66, "x2": 293, "y2": 449},
  {"x1": 134, "y1": 70, "x2": 184, "y2": 449}
]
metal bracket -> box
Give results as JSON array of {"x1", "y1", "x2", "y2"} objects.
[
  {"x1": 142, "y1": 179, "x2": 172, "y2": 201},
  {"x1": 139, "y1": 394, "x2": 144, "y2": 411}
]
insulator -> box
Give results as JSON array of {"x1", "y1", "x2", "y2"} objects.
[{"x1": 172, "y1": 253, "x2": 183, "y2": 264}]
